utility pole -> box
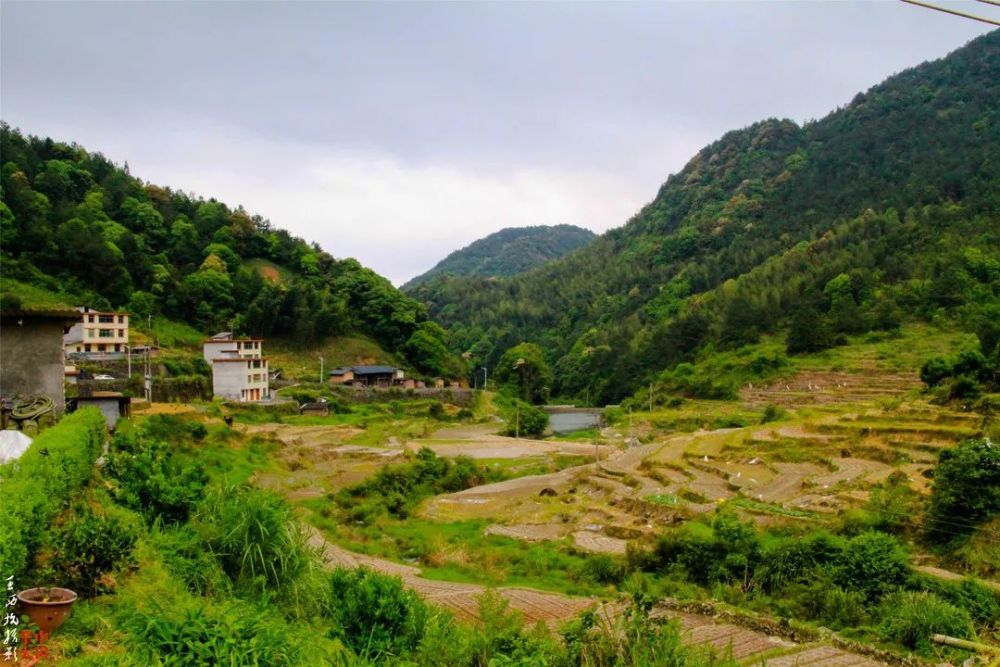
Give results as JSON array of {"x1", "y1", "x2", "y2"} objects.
[
  {"x1": 594, "y1": 414, "x2": 601, "y2": 472},
  {"x1": 649, "y1": 383, "x2": 653, "y2": 413},
  {"x1": 145, "y1": 314, "x2": 152, "y2": 401},
  {"x1": 482, "y1": 366, "x2": 488, "y2": 391},
  {"x1": 515, "y1": 407, "x2": 520, "y2": 439},
  {"x1": 319, "y1": 356, "x2": 324, "y2": 384}
]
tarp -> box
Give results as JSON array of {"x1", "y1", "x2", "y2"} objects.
[{"x1": 0, "y1": 430, "x2": 33, "y2": 464}]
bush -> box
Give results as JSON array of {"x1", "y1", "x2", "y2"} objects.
[
  {"x1": 835, "y1": 531, "x2": 909, "y2": 602},
  {"x1": 926, "y1": 437, "x2": 1000, "y2": 544},
  {"x1": 46, "y1": 505, "x2": 137, "y2": 597},
  {"x1": 581, "y1": 554, "x2": 625, "y2": 585},
  {"x1": 500, "y1": 400, "x2": 549, "y2": 437},
  {"x1": 149, "y1": 524, "x2": 231, "y2": 596},
  {"x1": 0, "y1": 408, "x2": 105, "y2": 583},
  {"x1": 653, "y1": 514, "x2": 761, "y2": 589},
  {"x1": 324, "y1": 567, "x2": 432, "y2": 659},
  {"x1": 105, "y1": 432, "x2": 207, "y2": 524},
  {"x1": 757, "y1": 532, "x2": 845, "y2": 592},
  {"x1": 878, "y1": 591, "x2": 974, "y2": 653},
  {"x1": 338, "y1": 448, "x2": 505, "y2": 518}
]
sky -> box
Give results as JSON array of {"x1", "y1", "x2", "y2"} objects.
[{"x1": 1, "y1": 2, "x2": 994, "y2": 285}]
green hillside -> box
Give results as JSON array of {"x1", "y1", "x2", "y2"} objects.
[
  {"x1": 401, "y1": 224, "x2": 596, "y2": 290},
  {"x1": 0, "y1": 126, "x2": 463, "y2": 378},
  {"x1": 409, "y1": 31, "x2": 1000, "y2": 405}
]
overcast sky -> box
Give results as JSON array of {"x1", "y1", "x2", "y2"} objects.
[{"x1": 1, "y1": 2, "x2": 993, "y2": 285}]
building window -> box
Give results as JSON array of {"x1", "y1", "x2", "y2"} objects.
[
  {"x1": 118, "y1": 315, "x2": 125, "y2": 323},
  {"x1": 118, "y1": 329, "x2": 124, "y2": 337},
  {"x1": 84, "y1": 344, "x2": 91, "y2": 352},
  {"x1": 99, "y1": 329, "x2": 113, "y2": 338},
  {"x1": 87, "y1": 329, "x2": 95, "y2": 338},
  {"x1": 247, "y1": 375, "x2": 252, "y2": 383},
  {"x1": 99, "y1": 314, "x2": 114, "y2": 323},
  {"x1": 97, "y1": 344, "x2": 106, "y2": 352}
]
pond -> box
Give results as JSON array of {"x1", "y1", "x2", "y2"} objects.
[{"x1": 546, "y1": 409, "x2": 600, "y2": 434}]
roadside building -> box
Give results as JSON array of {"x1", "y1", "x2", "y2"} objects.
[
  {"x1": 64, "y1": 307, "x2": 129, "y2": 358},
  {"x1": 328, "y1": 365, "x2": 404, "y2": 388},
  {"x1": 1, "y1": 304, "x2": 80, "y2": 417},
  {"x1": 203, "y1": 332, "x2": 270, "y2": 402}
]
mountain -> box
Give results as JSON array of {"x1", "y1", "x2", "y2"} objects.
[
  {"x1": 402, "y1": 224, "x2": 597, "y2": 290},
  {"x1": 409, "y1": 31, "x2": 1000, "y2": 404},
  {"x1": 0, "y1": 125, "x2": 463, "y2": 378}
]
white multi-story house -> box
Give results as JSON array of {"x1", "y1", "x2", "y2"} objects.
[
  {"x1": 64, "y1": 307, "x2": 129, "y2": 357},
  {"x1": 203, "y1": 332, "x2": 270, "y2": 402}
]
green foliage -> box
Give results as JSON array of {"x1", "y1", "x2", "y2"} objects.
[
  {"x1": 402, "y1": 224, "x2": 597, "y2": 289},
  {"x1": 0, "y1": 122, "x2": 461, "y2": 374},
  {"x1": 337, "y1": 447, "x2": 505, "y2": 519},
  {"x1": 877, "y1": 591, "x2": 974, "y2": 653},
  {"x1": 46, "y1": 505, "x2": 137, "y2": 598},
  {"x1": 495, "y1": 342, "x2": 553, "y2": 404},
  {"x1": 0, "y1": 408, "x2": 105, "y2": 583},
  {"x1": 194, "y1": 484, "x2": 316, "y2": 597},
  {"x1": 835, "y1": 531, "x2": 909, "y2": 602},
  {"x1": 119, "y1": 599, "x2": 333, "y2": 666},
  {"x1": 498, "y1": 398, "x2": 549, "y2": 437},
  {"x1": 652, "y1": 513, "x2": 761, "y2": 589},
  {"x1": 324, "y1": 567, "x2": 432, "y2": 660},
  {"x1": 926, "y1": 437, "x2": 1000, "y2": 544},
  {"x1": 562, "y1": 594, "x2": 729, "y2": 666},
  {"x1": 105, "y1": 424, "x2": 208, "y2": 524}
]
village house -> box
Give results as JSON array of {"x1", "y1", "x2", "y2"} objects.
[
  {"x1": 328, "y1": 365, "x2": 404, "y2": 388},
  {"x1": 1, "y1": 303, "x2": 80, "y2": 419},
  {"x1": 64, "y1": 306, "x2": 129, "y2": 358},
  {"x1": 203, "y1": 332, "x2": 270, "y2": 402}
]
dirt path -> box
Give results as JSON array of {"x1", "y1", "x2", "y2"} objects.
[{"x1": 914, "y1": 565, "x2": 1000, "y2": 594}]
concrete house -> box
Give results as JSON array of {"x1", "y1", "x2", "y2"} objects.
[
  {"x1": 203, "y1": 332, "x2": 270, "y2": 402},
  {"x1": 70, "y1": 391, "x2": 131, "y2": 430},
  {"x1": 1, "y1": 304, "x2": 80, "y2": 417},
  {"x1": 328, "y1": 365, "x2": 404, "y2": 388},
  {"x1": 64, "y1": 307, "x2": 129, "y2": 358}
]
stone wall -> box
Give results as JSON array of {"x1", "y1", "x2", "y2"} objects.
[{"x1": 0, "y1": 315, "x2": 67, "y2": 414}]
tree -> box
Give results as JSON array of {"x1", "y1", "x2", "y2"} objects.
[
  {"x1": 786, "y1": 305, "x2": 833, "y2": 355},
  {"x1": 495, "y1": 342, "x2": 553, "y2": 404},
  {"x1": 926, "y1": 438, "x2": 1000, "y2": 544},
  {"x1": 403, "y1": 322, "x2": 450, "y2": 376}
]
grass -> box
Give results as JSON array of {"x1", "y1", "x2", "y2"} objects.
[
  {"x1": 306, "y1": 512, "x2": 613, "y2": 596},
  {"x1": 727, "y1": 497, "x2": 820, "y2": 520},
  {"x1": 0, "y1": 277, "x2": 77, "y2": 310}
]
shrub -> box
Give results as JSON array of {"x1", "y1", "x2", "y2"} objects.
[
  {"x1": 760, "y1": 404, "x2": 787, "y2": 424},
  {"x1": 835, "y1": 531, "x2": 909, "y2": 602},
  {"x1": 46, "y1": 505, "x2": 137, "y2": 597},
  {"x1": 500, "y1": 400, "x2": 549, "y2": 437},
  {"x1": 0, "y1": 408, "x2": 105, "y2": 583},
  {"x1": 581, "y1": 554, "x2": 625, "y2": 586},
  {"x1": 105, "y1": 435, "x2": 207, "y2": 524},
  {"x1": 757, "y1": 532, "x2": 845, "y2": 592},
  {"x1": 324, "y1": 567, "x2": 432, "y2": 659},
  {"x1": 653, "y1": 514, "x2": 761, "y2": 589},
  {"x1": 878, "y1": 591, "x2": 974, "y2": 653},
  {"x1": 926, "y1": 437, "x2": 1000, "y2": 544}
]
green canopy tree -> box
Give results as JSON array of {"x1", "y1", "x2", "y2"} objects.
[{"x1": 495, "y1": 342, "x2": 553, "y2": 404}]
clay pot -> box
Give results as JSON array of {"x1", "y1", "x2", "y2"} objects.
[{"x1": 16, "y1": 587, "x2": 77, "y2": 633}]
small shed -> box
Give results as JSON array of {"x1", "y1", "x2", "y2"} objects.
[
  {"x1": 71, "y1": 391, "x2": 131, "y2": 430},
  {"x1": 300, "y1": 401, "x2": 330, "y2": 417}
]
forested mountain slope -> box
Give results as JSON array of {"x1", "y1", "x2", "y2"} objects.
[
  {"x1": 409, "y1": 30, "x2": 1000, "y2": 403},
  {"x1": 402, "y1": 224, "x2": 596, "y2": 290},
  {"x1": 0, "y1": 125, "x2": 462, "y2": 378}
]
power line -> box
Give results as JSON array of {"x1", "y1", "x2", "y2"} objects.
[
  {"x1": 975, "y1": 0, "x2": 1000, "y2": 7},
  {"x1": 899, "y1": 0, "x2": 1000, "y2": 26}
]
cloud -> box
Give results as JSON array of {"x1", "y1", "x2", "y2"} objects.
[{"x1": 131, "y1": 128, "x2": 651, "y2": 284}]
